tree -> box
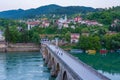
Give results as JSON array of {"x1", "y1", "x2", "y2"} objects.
[
  {"x1": 78, "y1": 36, "x2": 101, "y2": 50},
  {"x1": 64, "y1": 31, "x2": 71, "y2": 42},
  {"x1": 4, "y1": 26, "x2": 10, "y2": 42},
  {"x1": 9, "y1": 26, "x2": 21, "y2": 43},
  {"x1": 81, "y1": 28, "x2": 89, "y2": 33},
  {"x1": 78, "y1": 36, "x2": 89, "y2": 50},
  {"x1": 103, "y1": 34, "x2": 120, "y2": 50},
  {"x1": 31, "y1": 32, "x2": 40, "y2": 43}
]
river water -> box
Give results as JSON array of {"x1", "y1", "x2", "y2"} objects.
[{"x1": 0, "y1": 52, "x2": 53, "y2": 80}]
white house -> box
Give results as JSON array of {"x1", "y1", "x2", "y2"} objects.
[
  {"x1": 27, "y1": 21, "x2": 40, "y2": 30},
  {"x1": 71, "y1": 33, "x2": 80, "y2": 43},
  {"x1": 41, "y1": 20, "x2": 50, "y2": 28},
  {"x1": 0, "y1": 31, "x2": 5, "y2": 41}
]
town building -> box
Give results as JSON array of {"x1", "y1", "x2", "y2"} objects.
[
  {"x1": 57, "y1": 15, "x2": 69, "y2": 29},
  {"x1": 27, "y1": 21, "x2": 40, "y2": 30},
  {"x1": 41, "y1": 20, "x2": 50, "y2": 28},
  {"x1": 81, "y1": 20, "x2": 103, "y2": 26},
  {"x1": 0, "y1": 31, "x2": 5, "y2": 41},
  {"x1": 106, "y1": 31, "x2": 117, "y2": 35},
  {"x1": 81, "y1": 32, "x2": 90, "y2": 36},
  {"x1": 111, "y1": 19, "x2": 120, "y2": 27},
  {"x1": 71, "y1": 33, "x2": 80, "y2": 43},
  {"x1": 74, "y1": 16, "x2": 82, "y2": 22}
]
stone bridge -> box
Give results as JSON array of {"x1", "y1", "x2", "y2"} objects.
[{"x1": 40, "y1": 43, "x2": 110, "y2": 80}]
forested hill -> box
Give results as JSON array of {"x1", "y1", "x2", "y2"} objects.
[
  {"x1": 85, "y1": 6, "x2": 120, "y2": 25},
  {"x1": 0, "y1": 4, "x2": 98, "y2": 19}
]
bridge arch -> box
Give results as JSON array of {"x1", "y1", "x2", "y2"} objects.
[
  {"x1": 45, "y1": 47, "x2": 48, "y2": 55},
  {"x1": 51, "y1": 57, "x2": 55, "y2": 64},
  {"x1": 45, "y1": 48, "x2": 49, "y2": 64},
  {"x1": 47, "y1": 53, "x2": 52, "y2": 68},
  {"x1": 51, "y1": 57, "x2": 56, "y2": 77},
  {"x1": 56, "y1": 63, "x2": 60, "y2": 76},
  {"x1": 48, "y1": 53, "x2": 51, "y2": 60},
  {"x1": 63, "y1": 71, "x2": 67, "y2": 80}
]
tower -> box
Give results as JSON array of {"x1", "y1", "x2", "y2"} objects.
[{"x1": 64, "y1": 15, "x2": 67, "y2": 21}]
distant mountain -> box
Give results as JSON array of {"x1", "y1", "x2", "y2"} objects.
[{"x1": 0, "y1": 4, "x2": 98, "y2": 19}]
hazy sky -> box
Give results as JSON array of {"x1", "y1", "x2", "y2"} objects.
[{"x1": 0, "y1": 0, "x2": 120, "y2": 11}]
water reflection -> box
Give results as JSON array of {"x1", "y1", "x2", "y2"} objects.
[
  {"x1": 72, "y1": 53, "x2": 120, "y2": 80},
  {"x1": 98, "y1": 70, "x2": 120, "y2": 80},
  {"x1": 0, "y1": 52, "x2": 52, "y2": 80},
  {"x1": 0, "y1": 53, "x2": 6, "y2": 80}
]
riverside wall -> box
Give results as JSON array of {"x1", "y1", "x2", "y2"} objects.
[{"x1": 0, "y1": 42, "x2": 40, "y2": 52}]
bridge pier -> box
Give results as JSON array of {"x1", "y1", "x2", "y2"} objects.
[
  {"x1": 56, "y1": 69, "x2": 62, "y2": 80},
  {"x1": 56, "y1": 69, "x2": 71, "y2": 80},
  {"x1": 47, "y1": 59, "x2": 52, "y2": 69},
  {"x1": 42, "y1": 47, "x2": 49, "y2": 64},
  {"x1": 47, "y1": 53, "x2": 52, "y2": 68},
  {"x1": 51, "y1": 63, "x2": 56, "y2": 77},
  {"x1": 45, "y1": 57, "x2": 48, "y2": 64}
]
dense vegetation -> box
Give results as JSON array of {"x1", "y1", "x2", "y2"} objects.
[
  {"x1": 0, "y1": 19, "x2": 40, "y2": 43},
  {"x1": 85, "y1": 6, "x2": 120, "y2": 25},
  {"x1": 78, "y1": 33, "x2": 120, "y2": 51},
  {"x1": 5, "y1": 26, "x2": 40, "y2": 43}
]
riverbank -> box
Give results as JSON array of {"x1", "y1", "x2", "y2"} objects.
[{"x1": 0, "y1": 43, "x2": 40, "y2": 52}]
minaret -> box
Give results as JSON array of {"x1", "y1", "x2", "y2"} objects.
[{"x1": 64, "y1": 15, "x2": 67, "y2": 21}]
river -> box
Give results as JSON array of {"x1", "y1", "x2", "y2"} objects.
[{"x1": 0, "y1": 52, "x2": 54, "y2": 80}]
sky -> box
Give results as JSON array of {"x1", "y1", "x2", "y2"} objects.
[{"x1": 0, "y1": 0, "x2": 120, "y2": 11}]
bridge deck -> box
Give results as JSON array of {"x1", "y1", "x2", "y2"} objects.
[{"x1": 46, "y1": 43, "x2": 109, "y2": 80}]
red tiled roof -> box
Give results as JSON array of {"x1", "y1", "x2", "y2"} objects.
[
  {"x1": 71, "y1": 36, "x2": 79, "y2": 39},
  {"x1": 27, "y1": 21, "x2": 40, "y2": 25}
]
